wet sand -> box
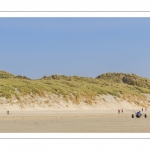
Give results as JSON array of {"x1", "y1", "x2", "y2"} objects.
[{"x1": 0, "y1": 109, "x2": 149, "y2": 133}]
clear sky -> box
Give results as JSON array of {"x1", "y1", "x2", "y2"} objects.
[{"x1": 0, "y1": 18, "x2": 150, "y2": 79}]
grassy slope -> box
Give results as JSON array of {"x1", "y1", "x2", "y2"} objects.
[{"x1": 0, "y1": 71, "x2": 150, "y2": 103}]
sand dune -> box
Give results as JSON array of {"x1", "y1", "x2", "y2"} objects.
[{"x1": 0, "y1": 94, "x2": 149, "y2": 111}]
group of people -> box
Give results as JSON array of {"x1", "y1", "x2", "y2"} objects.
[
  {"x1": 118, "y1": 109, "x2": 123, "y2": 114},
  {"x1": 118, "y1": 107, "x2": 147, "y2": 114},
  {"x1": 142, "y1": 108, "x2": 147, "y2": 111}
]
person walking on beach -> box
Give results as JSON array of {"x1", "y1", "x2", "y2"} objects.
[
  {"x1": 118, "y1": 109, "x2": 120, "y2": 114},
  {"x1": 121, "y1": 109, "x2": 123, "y2": 113}
]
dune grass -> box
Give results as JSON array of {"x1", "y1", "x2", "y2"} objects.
[{"x1": 0, "y1": 71, "x2": 150, "y2": 101}]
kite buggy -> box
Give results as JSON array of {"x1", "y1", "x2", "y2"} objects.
[{"x1": 132, "y1": 111, "x2": 147, "y2": 118}]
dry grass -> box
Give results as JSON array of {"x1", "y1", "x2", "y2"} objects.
[{"x1": 0, "y1": 71, "x2": 150, "y2": 104}]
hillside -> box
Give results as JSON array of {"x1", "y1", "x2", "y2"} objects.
[{"x1": 0, "y1": 71, "x2": 150, "y2": 109}]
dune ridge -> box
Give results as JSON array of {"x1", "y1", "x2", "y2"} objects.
[{"x1": 0, "y1": 71, "x2": 150, "y2": 110}]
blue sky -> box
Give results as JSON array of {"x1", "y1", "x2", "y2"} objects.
[{"x1": 0, "y1": 18, "x2": 150, "y2": 79}]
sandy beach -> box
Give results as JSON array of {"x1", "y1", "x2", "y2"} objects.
[
  {"x1": 0, "y1": 94, "x2": 149, "y2": 133},
  {"x1": 0, "y1": 109, "x2": 149, "y2": 133},
  {"x1": 0, "y1": 93, "x2": 149, "y2": 133}
]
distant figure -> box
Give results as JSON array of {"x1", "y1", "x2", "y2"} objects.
[
  {"x1": 7, "y1": 111, "x2": 9, "y2": 115},
  {"x1": 118, "y1": 109, "x2": 120, "y2": 114},
  {"x1": 142, "y1": 108, "x2": 143, "y2": 111},
  {"x1": 138, "y1": 111, "x2": 142, "y2": 115},
  {"x1": 121, "y1": 109, "x2": 123, "y2": 113}
]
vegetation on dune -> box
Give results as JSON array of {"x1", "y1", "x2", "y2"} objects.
[
  {"x1": 15, "y1": 75, "x2": 31, "y2": 80},
  {"x1": 0, "y1": 71, "x2": 14, "y2": 78},
  {"x1": 97, "y1": 73, "x2": 150, "y2": 88},
  {"x1": 0, "y1": 71, "x2": 150, "y2": 103}
]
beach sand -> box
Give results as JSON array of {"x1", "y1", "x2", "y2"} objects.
[{"x1": 0, "y1": 109, "x2": 149, "y2": 133}]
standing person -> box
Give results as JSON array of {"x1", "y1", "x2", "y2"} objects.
[
  {"x1": 122, "y1": 109, "x2": 123, "y2": 113},
  {"x1": 118, "y1": 109, "x2": 120, "y2": 114},
  {"x1": 142, "y1": 108, "x2": 143, "y2": 111}
]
